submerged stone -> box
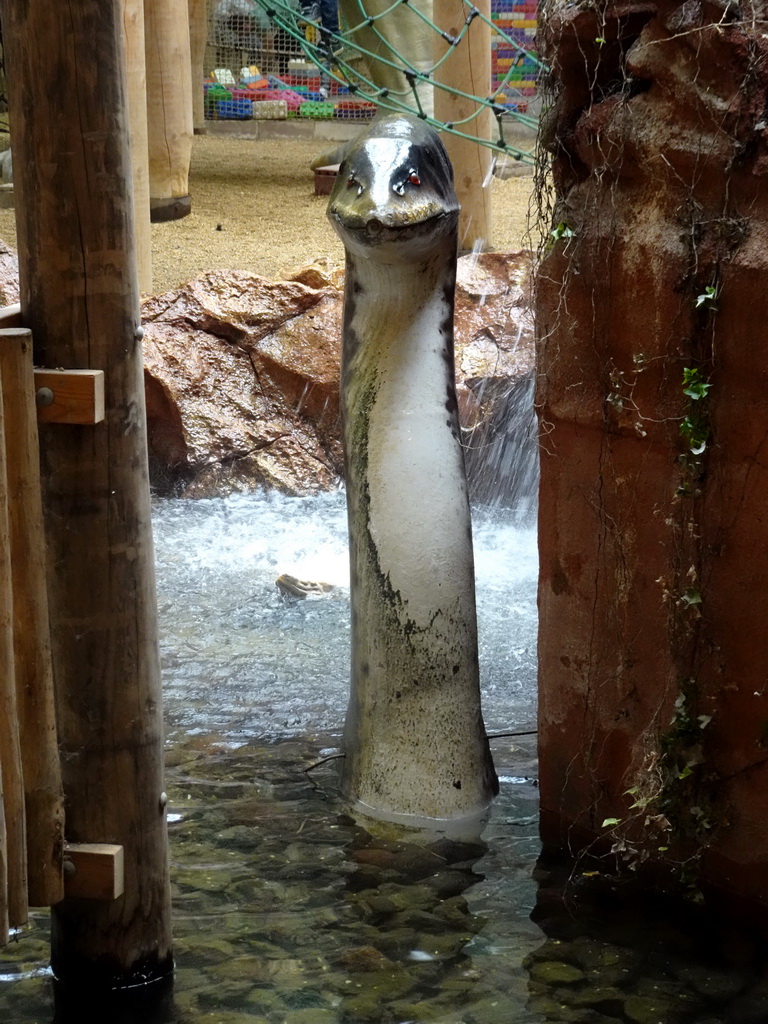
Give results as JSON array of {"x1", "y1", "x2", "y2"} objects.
[
  {"x1": 282, "y1": 1010, "x2": 337, "y2": 1024},
  {"x1": 333, "y1": 945, "x2": 396, "y2": 972},
  {"x1": 529, "y1": 960, "x2": 586, "y2": 985},
  {"x1": 567, "y1": 984, "x2": 626, "y2": 1015},
  {"x1": 674, "y1": 963, "x2": 749, "y2": 1003},
  {"x1": 215, "y1": 825, "x2": 261, "y2": 850},
  {"x1": 173, "y1": 935, "x2": 238, "y2": 961},
  {"x1": 351, "y1": 894, "x2": 398, "y2": 922},
  {"x1": 624, "y1": 993, "x2": 678, "y2": 1024}
]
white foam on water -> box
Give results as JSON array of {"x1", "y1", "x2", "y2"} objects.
[{"x1": 153, "y1": 488, "x2": 538, "y2": 739}]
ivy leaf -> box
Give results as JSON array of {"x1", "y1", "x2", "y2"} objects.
[
  {"x1": 682, "y1": 381, "x2": 712, "y2": 401},
  {"x1": 682, "y1": 367, "x2": 712, "y2": 401},
  {"x1": 602, "y1": 817, "x2": 621, "y2": 827},
  {"x1": 695, "y1": 285, "x2": 718, "y2": 309},
  {"x1": 551, "y1": 221, "x2": 574, "y2": 241}
]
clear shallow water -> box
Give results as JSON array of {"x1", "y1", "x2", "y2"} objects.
[
  {"x1": 3, "y1": 737, "x2": 767, "y2": 1024},
  {"x1": 3, "y1": 491, "x2": 768, "y2": 1023}
]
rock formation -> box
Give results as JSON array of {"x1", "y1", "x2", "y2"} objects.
[
  {"x1": 536, "y1": 0, "x2": 768, "y2": 914},
  {"x1": 142, "y1": 264, "x2": 345, "y2": 496},
  {"x1": 142, "y1": 251, "x2": 535, "y2": 502},
  {"x1": 0, "y1": 241, "x2": 19, "y2": 306},
  {"x1": 0, "y1": 241, "x2": 534, "y2": 501}
]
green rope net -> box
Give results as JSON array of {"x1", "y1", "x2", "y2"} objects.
[{"x1": 248, "y1": 0, "x2": 541, "y2": 163}]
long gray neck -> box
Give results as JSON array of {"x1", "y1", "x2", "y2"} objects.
[{"x1": 340, "y1": 237, "x2": 498, "y2": 825}]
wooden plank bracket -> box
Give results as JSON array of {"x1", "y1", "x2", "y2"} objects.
[
  {"x1": 34, "y1": 369, "x2": 105, "y2": 425},
  {"x1": 62, "y1": 843, "x2": 124, "y2": 900},
  {"x1": 0, "y1": 315, "x2": 105, "y2": 426}
]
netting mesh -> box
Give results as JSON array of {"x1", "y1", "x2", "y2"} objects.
[{"x1": 206, "y1": 0, "x2": 542, "y2": 162}]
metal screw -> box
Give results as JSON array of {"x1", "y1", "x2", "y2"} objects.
[{"x1": 36, "y1": 387, "x2": 54, "y2": 407}]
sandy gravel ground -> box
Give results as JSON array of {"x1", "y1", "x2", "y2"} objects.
[{"x1": 0, "y1": 132, "x2": 539, "y2": 296}]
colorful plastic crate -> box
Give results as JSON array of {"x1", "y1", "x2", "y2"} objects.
[
  {"x1": 335, "y1": 101, "x2": 377, "y2": 119},
  {"x1": 252, "y1": 99, "x2": 288, "y2": 119},
  {"x1": 256, "y1": 88, "x2": 304, "y2": 111},
  {"x1": 299, "y1": 101, "x2": 336, "y2": 119},
  {"x1": 283, "y1": 73, "x2": 323, "y2": 91},
  {"x1": 215, "y1": 98, "x2": 253, "y2": 119}
]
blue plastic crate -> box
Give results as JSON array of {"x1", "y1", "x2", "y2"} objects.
[{"x1": 216, "y1": 99, "x2": 253, "y2": 120}]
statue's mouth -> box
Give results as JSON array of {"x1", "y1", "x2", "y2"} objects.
[{"x1": 330, "y1": 210, "x2": 456, "y2": 252}]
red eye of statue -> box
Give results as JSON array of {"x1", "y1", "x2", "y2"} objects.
[{"x1": 408, "y1": 172, "x2": 421, "y2": 186}]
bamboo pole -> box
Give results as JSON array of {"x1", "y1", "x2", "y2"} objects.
[
  {"x1": 188, "y1": 0, "x2": 209, "y2": 134},
  {"x1": 3, "y1": 0, "x2": 173, "y2": 989},
  {"x1": 122, "y1": 0, "x2": 153, "y2": 294},
  {"x1": 0, "y1": 375, "x2": 26, "y2": 936},
  {"x1": 0, "y1": 330, "x2": 64, "y2": 909},
  {"x1": 144, "y1": 0, "x2": 194, "y2": 221},
  {"x1": 433, "y1": 0, "x2": 494, "y2": 250}
]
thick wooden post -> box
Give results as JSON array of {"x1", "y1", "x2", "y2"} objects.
[
  {"x1": 123, "y1": 0, "x2": 153, "y2": 293},
  {"x1": 0, "y1": 331, "x2": 64, "y2": 909},
  {"x1": 189, "y1": 0, "x2": 209, "y2": 134},
  {"x1": 3, "y1": 0, "x2": 173, "y2": 989},
  {"x1": 0, "y1": 771, "x2": 7, "y2": 945},
  {"x1": 0, "y1": 377, "x2": 27, "y2": 936},
  {"x1": 144, "y1": 0, "x2": 194, "y2": 221},
  {"x1": 433, "y1": 0, "x2": 494, "y2": 250}
]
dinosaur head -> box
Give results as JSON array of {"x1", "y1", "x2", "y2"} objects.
[{"x1": 328, "y1": 115, "x2": 459, "y2": 263}]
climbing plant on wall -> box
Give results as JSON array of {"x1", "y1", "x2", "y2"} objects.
[{"x1": 532, "y1": 0, "x2": 768, "y2": 900}]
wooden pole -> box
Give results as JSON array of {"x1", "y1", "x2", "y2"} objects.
[
  {"x1": 0, "y1": 769, "x2": 8, "y2": 946},
  {"x1": 144, "y1": 0, "x2": 194, "y2": 221},
  {"x1": 188, "y1": 0, "x2": 209, "y2": 135},
  {"x1": 3, "y1": 0, "x2": 173, "y2": 989},
  {"x1": 123, "y1": 0, "x2": 153, "y2": 294},
  {"x1": 433, "y1": 0, "x2": 494, "y2": 251},
  {"x1": 0, "y1": 375, "x2": 27, "y2": 935},
  {"x1": 0, "y1": 330, "x2": 64, "y2": 909}
]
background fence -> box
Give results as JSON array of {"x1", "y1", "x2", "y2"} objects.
[{"x1": 203, "y1": 0, "x2": 541, "y2": 158}]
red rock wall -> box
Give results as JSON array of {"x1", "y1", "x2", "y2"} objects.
[{"x1": 536, "y1": 0, "x2": 768, "y2": 911}]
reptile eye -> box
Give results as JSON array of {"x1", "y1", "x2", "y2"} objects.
[
  {"x1": 347, "y1": 174, "x2": 356, "y2": 187},
  {"x1": 408, "y1": 172, "x2": 421, "y2": 186}
]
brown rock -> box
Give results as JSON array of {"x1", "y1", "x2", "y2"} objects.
[
  {"x1": 0, "y1": 241, "x2": 536, "y2": 499},
  {"x1": 351, "y1": 848, "x2": 398, "y2": 868},
  {"x1": 281, "y1": 257, "x2": 345, "y2": 291},
  {"x1": 142, "y1": 254, "x2": 536, "y2": 501},
  {"x1": 142, "y1": 269, "x2": 344, "y2": 497},
  {"x1": 334, "y1": 945, "x2": 396, "y2": 972},
  {"x1": 455, "y1": 252, "x2": 537, "y2": 507},
  {"x1": 0, "y1": 240, "x2": 19, "y2": 306}
]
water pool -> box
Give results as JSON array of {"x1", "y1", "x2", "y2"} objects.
[{"x1": 1, "y1": 492, "x2": 765, "y2": 1023}]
